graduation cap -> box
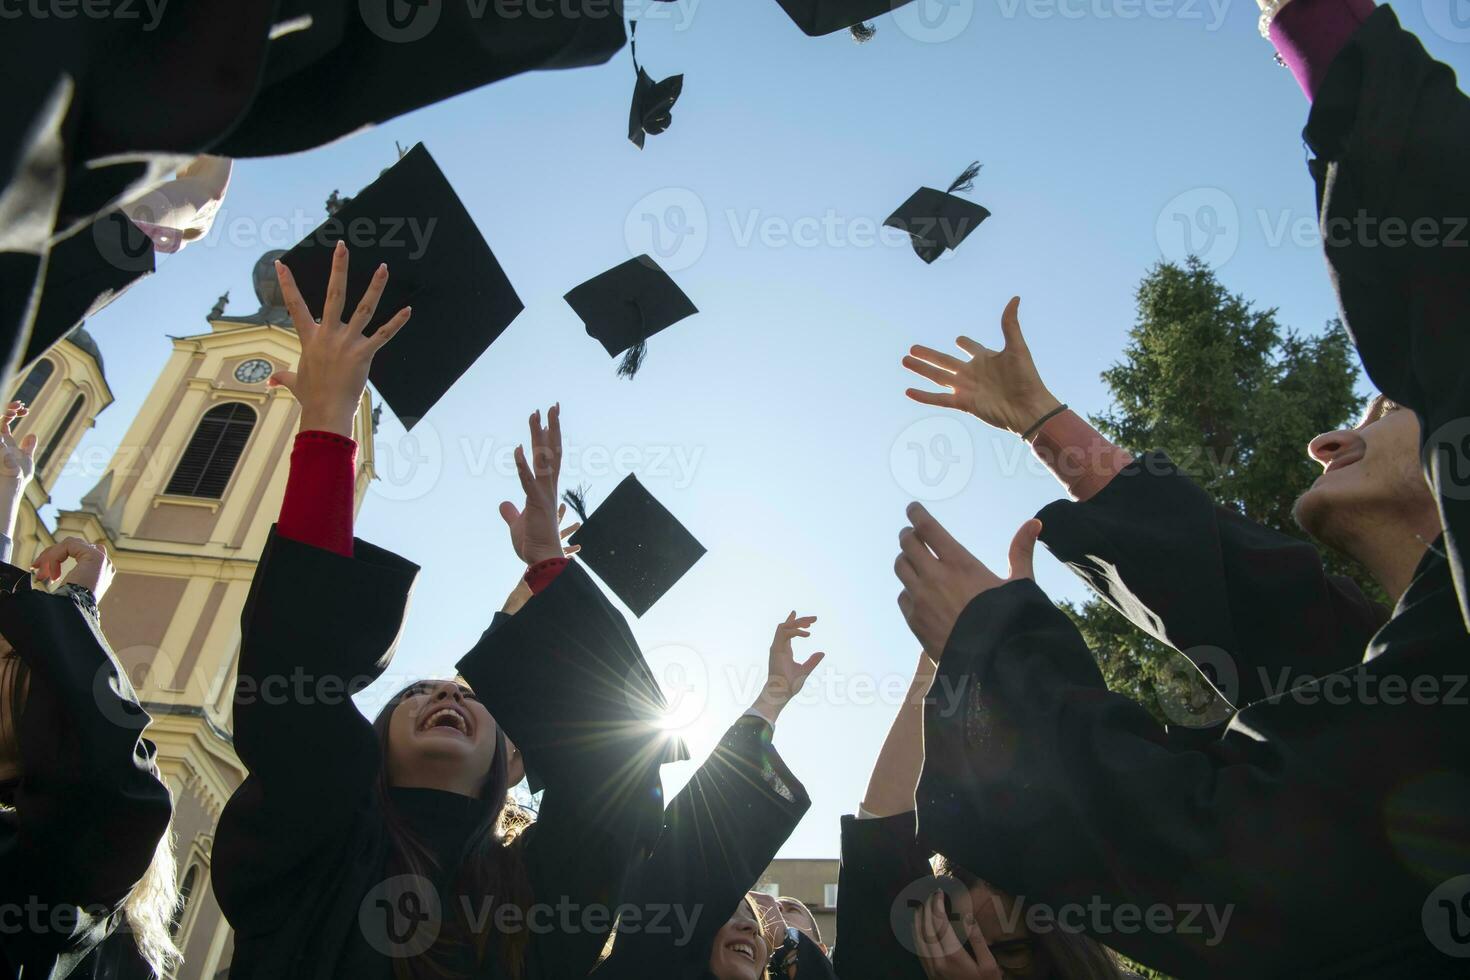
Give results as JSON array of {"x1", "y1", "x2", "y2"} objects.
[
  {"x1": 628, "y1": 21, "x2": 683, "y2": 149},
  {"x1": 564, "y1": 255, "x2": 697, "y2": 378},
  {"x1": 561, "y1": 475, "x2": 705, "y2": 617},
  {"x1": 774, "y1": 0, "x2": 912, "y2": 36},
  {"x1": 884, "y1": 161, "x2": 991, "y2": 265},
  {"x1": 279, "y1": 143, "x2": 523, "y2": 427}
]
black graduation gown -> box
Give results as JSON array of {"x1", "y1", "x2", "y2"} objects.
[
  {"x1": 598, "y1": 715, "x2": 811, "y2": 980},
  {"x1": 1304, "y1": 5, "x2": 1470, "y2": 631},
  {"x1": 0, "y1": 569, "x2": 172, "y2": 980},
  {"x1": 917, "y1": 16, "x2": 1470, "y2": 975},
  {"x1": 771, "y1": 931, "x2": 839, "y2": 979},
  {"x1": 832, "y1": 813, "x2": 929, "y2": 980},
  {"x1": 1, "y1": 0, "x2": 628, "y2": 385},
  {"x1": 212, "y1": 531, "x2": 670, "y2": 980},
  {"x1": 916, "y1": 548, "x2": 1470, "y2": 978},
  {"x1": 1036, "y1": 451, "x2": 1388, "y2": 709}
]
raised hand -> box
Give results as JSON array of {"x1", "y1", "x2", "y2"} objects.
[
  {"x1": 501, "y1": 503, "x2": 582, "y2": 614},
  {"x1": 895, "y1": 503, "x2": 1042, "y2": 657},
  {"x1": 498, "y1": 405, "x2": 566, "y2": 566},
  {"x1": 269, "y1": 241, "x2": 412, "y2": 437},
  {"x1": 0, "y1": 400, "x2": 35, "y2": 484},
  {"x1": 913, "y1": 890, "x2": 1001, "y2": 980},
  {"x1": 752, "y1": 611, "x2": 826, "y2": 723},
  {"x1": 903, "y1": 296, "x2": 1062, "y2": 437},
  {"x1": 32, "y1": 536, "x2": 115, "y2": 601}
]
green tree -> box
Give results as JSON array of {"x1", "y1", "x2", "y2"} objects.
[{"x1": 1065, "y1": 257, "x2": 1373, "y2": 722}]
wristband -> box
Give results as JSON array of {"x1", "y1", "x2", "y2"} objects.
[{"x1": 1020, "y1": 403, "x2": 1068, "y2": 442}]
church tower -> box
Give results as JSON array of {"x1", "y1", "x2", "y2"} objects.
[{"x1": 10, "y1": 251, "x2": 378, "y2": 978}]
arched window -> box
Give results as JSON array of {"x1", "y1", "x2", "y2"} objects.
[
  {"x1": 13, "y1": 359, "x2": 54, "y2": 406},
  {"x1": 165, "y1": 403, "x2": 256, "y2": 498},
  {"x1": 170, "y1": 863, "x2": 200, "y2": 939},
  {"x1": 37, "y1": 395, "x2": 85, "y2": 473}
]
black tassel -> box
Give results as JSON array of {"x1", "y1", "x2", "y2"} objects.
[
  {"x1": 617, "y1": 339, "x2": 648, "y2": 379},
  {"x1": 849, "y1": 21, "x2": 877, "y2": 42},
  {"x1": 947, "y1": 161, "x2": 982, "y2": 195},
  {"x1": 561, "y1": 485, "x2": 590, "y2": 522}
]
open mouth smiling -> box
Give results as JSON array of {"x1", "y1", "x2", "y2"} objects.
[
  {"x1": 418, "y1": 703, "x2": 473, "y2": 737},
  {"x1": 725, "y1": 940, "x2": 756, "y2": 962}
]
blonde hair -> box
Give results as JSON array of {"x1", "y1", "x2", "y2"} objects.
[{"x1": 126, "y1": 814, "x2": 183, "y2": 976}]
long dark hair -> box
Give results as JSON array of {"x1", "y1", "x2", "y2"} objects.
[
  {"x1": 933, "y1": 855, "x2": 1130, "y2": 980},
  {"x1": 370, "y1": 679, "x2": 536, "y2": 979}
]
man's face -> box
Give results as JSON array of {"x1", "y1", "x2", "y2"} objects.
[
  {"x1": 776, "y1": 898, "x2": 826, "y2": 954},
  {"x1": 1294, "y1": 397, "x2": 1436, "y2": 553}
]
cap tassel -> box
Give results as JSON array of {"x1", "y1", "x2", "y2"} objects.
[
  {"x1": 849, "y1": 22, "x2": 877, "y2": 42},
  {"x1": 562, "y1": 485, "x2": 590, "y2": 522},
  {"x1": 617, "y1": 339, "x2": 648, "y2": 379},
  {"x1": 947, "y1": 161, "x2": 983, "y2": 195}
]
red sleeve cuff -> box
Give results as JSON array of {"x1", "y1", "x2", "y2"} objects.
[
  {"x1": 277, "y1": 430, "x2": 358, "y2": 557},
  {"x1": 524, "y1": 557, "x2": 569, "y2": 595}
]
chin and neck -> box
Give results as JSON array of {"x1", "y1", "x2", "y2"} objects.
[{"x1": 1309, "y1": 508, "x2": 1442, "y2": 604}]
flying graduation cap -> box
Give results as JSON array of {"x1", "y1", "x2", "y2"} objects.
[
  {"x1": 278, "y1": 144, "x2": 524, "y2": 428},
  {"x1": 627, "y1": 21, "x2": 683, "y2": 149},
  {"x1": 884, "y1": 161, "x2": 991, "y2": 265},
  {"x1": 561, "y1": 475, "x2": 706, "y2": 617},
  {"x1": 774, "y1": 0, "x2": 914, "y2": 36},
  {"x1": 564, "y1": 255, "x2": 698, "y2": 378}
]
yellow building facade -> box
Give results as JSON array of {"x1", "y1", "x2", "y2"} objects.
[{"x1": 8, "y1": 255, "x2": 377, "y2": 979}]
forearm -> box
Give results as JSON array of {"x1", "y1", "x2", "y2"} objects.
[
  {"x1": 1028, "y1": 408, "x2": 1134, "y2": 502},
  {"x1": 859, "y1": 655, "x2": 935, "y2": 817},
  {"x1": 0, "y1": 484, "x2": 20, "y2": 564},
  {"x1": 276, "y1": 431, "x2": 356, "y2": 556}
]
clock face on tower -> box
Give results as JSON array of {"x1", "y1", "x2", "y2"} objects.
[{"x1": 234, "y1": 358, "x2": 273, "y2": 385}]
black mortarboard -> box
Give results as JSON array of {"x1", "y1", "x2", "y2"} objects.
[
  {"x1": 774, "y1": 0, "x2": 913, "y2": 36},
  {"x1": 627, "y1": 22, "x2": 683, "y2": 149},
  {"x1": 884, "y1": 161, "x2": 991, "y2": 265},
  {"x1": 279, "y1": 143, "x2": 523, "y2": 427},
  {"x1": 562, "y1": 475, "x2": 706, "y2": 617},
  {"x1": 564, "y1": 255, "x2": 697, "y2": 378}
]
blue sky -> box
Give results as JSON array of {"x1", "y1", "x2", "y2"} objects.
[{"x1": 50, "y1": 1, "x2": 1470, "y2": 857}]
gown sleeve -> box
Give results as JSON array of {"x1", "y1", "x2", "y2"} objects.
[
  {"x1": 211, "y1": 529, "x2": 419, "y2": 936},
  {"x1": 1303, "y1": 5, "x2": 1470, "y2": 629},
  {"x1": 915, "y1": 575, "x2": 1470, "y2": 977},
  {"x1": 455, "y1": 560, "x2": 677, "y2": 978},
  {"x1": 0, "y1": 571, "x2": 172, "y2": 973},
  {"x1": 599, "y1": 714, "x2": 812, "y2": 979},
  {"x1": 1037, "y1": 451, "x2": 1387, "y2": 707},
  {"x1": 831, "y1": 813, "x2": 930, "y2": 980}
]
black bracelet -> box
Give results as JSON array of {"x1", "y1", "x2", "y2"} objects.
[{"x1": 1020, "y1": 403, "x2": 1068, "y2": 442}]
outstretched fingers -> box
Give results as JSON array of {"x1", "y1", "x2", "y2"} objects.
[{"x1": 347, "y1": 263, "x2": 390, "y2": 335}]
